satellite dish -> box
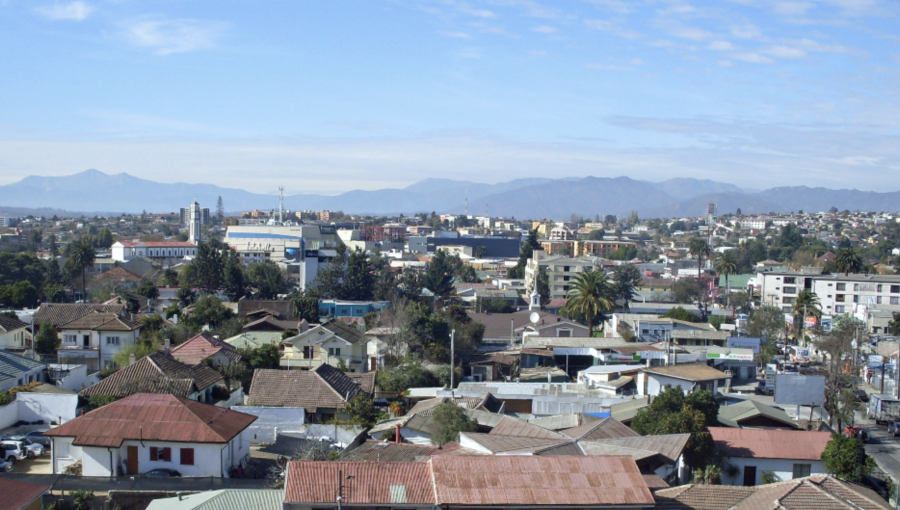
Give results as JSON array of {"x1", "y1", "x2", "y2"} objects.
[{"x1": 529, "y1": 312, "x2": 540, "y2": 324}]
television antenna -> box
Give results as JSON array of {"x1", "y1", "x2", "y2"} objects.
[{"x1": 529, "y1": 311, "x2": 540, "y2": 324}]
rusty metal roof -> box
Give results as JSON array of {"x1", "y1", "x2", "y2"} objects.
[
  {"x1": 579, "y1": 434, "x2": 691, "y2": 464},
  {"x1": 341, "y1": 441, "x2": 438, "y2": 462},
  {"x1": 284, "y1": 461, "x2": 434, "y2": 505},
  {"x1": 561, "y1": 417, "x2": 640, "y2": 441},
  {"x1": 709, "y1": 427, "x2": 831, "y2": 461},
  {"x1": 462, "y1": 432, "x2": 574, "y2": 455},
  {"x1": 643, "y1": 363, "x2": 731, "y2": 382},
  {"x1": 431, "y1": 455, "x2": 655, "y2": 507},
  {"x1": 488, "y1": 415, "x2": 568, "y2": 439},
  {"x1": 44, "y1": 393, "x2": 256, "y2": 447},
  {"x1": 0, "y1": 478, "x2": 50, "y2": 510}
]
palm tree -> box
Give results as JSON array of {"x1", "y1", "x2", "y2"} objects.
[
  {"x1": 562, "y1": 270, "x2": 615, "y2": 336},
  {"x1": 792, "y1": 289, "x2": 821, "y2": 338},
  {"x1": 689, "y1": 237, "x2": 712, "y2": 279},
  {"x1": 65, "y1": 240, "x2": 96, "y2": 301},
  {"x1": 834, "y1": 247, "x2": 862, "y2": 275},
  {"x1": 714, "y1": 250, "x2": 738, "y2": 309}
]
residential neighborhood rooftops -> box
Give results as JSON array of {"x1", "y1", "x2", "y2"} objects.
[
  {"x1": 286, "y1": 461, "x2": 434, "y2": 506},
  {"x1": 709, "y1": 427, "x2": 831, "y2": 461},
  {"x1": 717, "y1": 400, "x2": 798, "y2": 429},
  {"x1": 0, "y1": 350, "x2": 45, "y2": 384},
  {"x1": 145, "y1": 489, "x2": 284, "y2": 510},
  {"x1": 341, "y1": 441, "x2": 439, "y2": 462},
  {"x1": 79, "y1": 352, "x2": 223, "y2": 398},
  {"x1": 33, "y1": 303, "x2": 125, "y2": 328},
  {"x1": 247, "y1": 365, "x2": 371, "y2": 411},
  {"x1": 643, "y1": 363, "x2": 731, "y2": 382},
  {"x1": 60, "y1": 311, "x2": 141, "y2": 331},
  {"x1": 0, "y1": 479, "x2": 51, "y2": 510},
  {"x1": 0, "y1": 313, "x2": 28, "y2": 332},
  {"x1": 170, "y1": 332, "x2": 242, "y2": 366},
  {"x1": 44, "y1": 393, "x2": 256, "y2": 447},
  {"x1": 560, "y1": 417, "x2": 639, "y2": 441}
]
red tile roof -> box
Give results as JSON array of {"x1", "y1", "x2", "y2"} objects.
[
  {"x1": 247, "y1": 365, "x2": 370, "y2": 411},
  {"x1": 78, "y1": 352, "x2": 223, "y2": 398},
  {"x1": 285, "y1": 461, "x2": 434, "y2": 505},
  {"x1": 0, "y1": 479, "x2": 50, "y2": 510},
  {"x1": 431, "y1": 455, "x2": 655, "y2": 506},
  {"x1": 44, "y1": 393, "x2": 256, "y2": 447},
  {"x1": 33, "y1": 303, "x2": 125, "y2": 328},
  {"x1": 60, "y1": 311, "x2": 141, "y2": 332},
  {"x1": 170, "y1": 332, "x2": 242, "y2": 366},
  {"x1": 709, "y1": 427, "x2": 831, "y2": 461}
]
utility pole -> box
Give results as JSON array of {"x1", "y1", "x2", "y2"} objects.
[
  {"x1": 337, "y1": 470, "x2": 353, "y2": 510},
  {"x1": 450, "y1": 329, "x2": 455, "y2": 389}
]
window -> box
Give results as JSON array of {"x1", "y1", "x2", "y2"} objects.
[
  {"x1": 106, "y1": 336, "x2": 120, "y2": 345},
  {"x1": 782, "y1": 306, "x2": 793, "y2": 313},
  {"x1": 64, "y1": 334, "x2": 77, "y2": 344},
  {"x1": 784, "y1": 277, "x2": 796, "y2": 284},
  {"x1": 150, "y1": 447, "x2": 172, "y2": 462},
  {"x1": 878, "y1": 284, "x2": 883, "y2": 292},
  {"x1": 891, "y1": 297, "x2": 899, "y2": 305},
  {"x1": 180, "y1": 448, "x2": 194, "y2": 466},
  {"x1": 328, "y1": 347, "x2": 341, "y2": 356},
  {"x1": 836, "y1": 283, "x2": 846, "y2": 291},
  {"x1": 854, "y1": 284, "x2": 860, "y2": 292},
  {"x1": 783, "y1": 297, "x2": 795, "y2": 305},
  {"x1": 835, "y1": 305, "x2": 845, "y2": 313},
  {"x1": 783, "y1": 287, "x2": 797, "y2": 295},
  {"x1": 302, "y1": 346, "x2": 314, "y2": 359},
  {"x1": 792, "y1": 464, "x2": 811, "y2": 478},
  {"x1": 893, "y1": 285, "x2": 900, "y2": 294},
  {"x1": 557, "y1": 329, "x2": 572, "y2": 337},
  {"x1": 836, "y1": 294, "x2": 845, "y2": 302},
  {"x1": 877, "y1": 296, "x2": 883, "y2": 304}
]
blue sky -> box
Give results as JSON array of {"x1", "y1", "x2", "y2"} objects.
[{"x1": 1, "y1": 0, "x2": 898, "y2": 194}]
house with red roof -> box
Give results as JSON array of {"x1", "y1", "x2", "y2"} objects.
[
  {"x1": 44, "y1": 393, "x2": 256, "y2": 478},
  {"x1": 170, "y1": 332, "x2": 242, "y2": 367},
  {"x1": 111, "y1": 240, "x2": 197, "y2": 262},
  {"x1": 709, "y1": 427, "x2": 831, "y2": 486}
]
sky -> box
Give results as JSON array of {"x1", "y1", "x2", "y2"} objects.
[{"x1": 1, "y1": 0, "x2": 899, "y2": 195}]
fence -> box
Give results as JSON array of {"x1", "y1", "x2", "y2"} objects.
[{"x1": 870, "y1": 369, "x2": 897, "y2": 397}]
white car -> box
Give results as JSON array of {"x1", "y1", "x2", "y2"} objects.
[
  {"x1": 14, "y1": 438, "x2": 44, "y2": 458},
  {"x1": 0, "y1": 441, "x2": 27, "y2": 464}
]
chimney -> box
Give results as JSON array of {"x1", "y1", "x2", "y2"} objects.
[
  {"x1": 128, "y1": 353, "x2": 136, "y2": 365},
  {"x1": 177, "y1": 493, "x2": 183, "y2": 501},
  {"x1": 164, "y1": 339, "x2": 171, "y2": 357},
  {"x1": 395, "y1": 423, "x2": 401, "y2": 444}
]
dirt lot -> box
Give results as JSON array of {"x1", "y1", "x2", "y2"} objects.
[{"x1": 10, "y1": 453, "x2": 52, "y2": 474}]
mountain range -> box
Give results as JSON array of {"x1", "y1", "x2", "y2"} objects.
[{"x1": 0, "y1": 169, "x2": 897, "y2": 220}]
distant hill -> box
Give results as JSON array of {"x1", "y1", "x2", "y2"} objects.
[{"x1": 0, "y1": 169, "x2": 898, "y2": 219}]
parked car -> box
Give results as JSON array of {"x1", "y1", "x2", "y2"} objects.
[
  {"x1": 0, "y1": 441, "x2": 28, "y2": 464},
  {"x1": 143, "y1": 468, "x2": 181, "y2": 477},
  {"x1": 853, "y1": 389, "x2": 869, "y2": 402},
  {"x1": 10, "y1": 430, "x2": 51, "y2": 447},
  {"x1": 0, "y1": 458, "x2": 11, "y2": 472},
  {"x1": 845, "y1": 425, "x2": 870, "y2": 443},
  {"x1": 756, "y1": 381, "x2": 774, "y2": 396},
  {"x1": 13, "y1": 438, "x2": 44, "y2": 458},
  {"x1": 888, "y1": 422, "x2": 900, "y2": 437}
]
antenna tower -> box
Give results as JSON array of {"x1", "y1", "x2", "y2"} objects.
[{"x1": 278, "y1": 185, "x2": 285, "y2": 225}]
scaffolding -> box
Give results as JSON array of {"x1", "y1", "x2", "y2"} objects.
[{"x1": 361, "y1": 225, "x2": 406, "y2": 243}]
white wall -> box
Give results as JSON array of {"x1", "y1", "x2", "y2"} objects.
[
  {"x1": 0, "y1": 402, "x2": 16, "y2": 429},
  {"x1": 82, "y1": 446, "x2": 112, "y2": 477},
  {"x1": 231, "y1": 406, "x2": 305, "y2": 444},
  {"x1": 50, "y1": 437, "x2": 82, "y2": 473},
  {"x1": 17, "y1": 393, "x2": 78, "y2": 425},
  {"x1": 723, "y1": 457, "x2": 826, "y2": 486},
  {"x1": 55, "y1": 365, "x2": 101, "y2": 393},
  {"x1": 304, "y1": 424, "x2": 364, "y2": 448}
]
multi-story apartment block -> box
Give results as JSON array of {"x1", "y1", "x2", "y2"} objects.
[{"x1": 525, "y1": 252, "x2": 601, "y2": 299}]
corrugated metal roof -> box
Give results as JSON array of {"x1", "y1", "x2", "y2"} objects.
[
  {"x1": 643, "y1": 363, "x2": 731, "y2": 382},
  {"x1": 488, "y1": 415, "x2": 568, "y2": 439},
  {"x1": 580, "y1": 433, "x2": 691, "y2": 464},
  {"x1": 284, "y1": 461, "x2": 434, "y2": 505},
  {"x1": 717, "y1": 400, "x2": 798, "y2": 429},
  {"x1": 561, "y1": 417, "x2": 639, "y2": 441},
  {"x1": 44, "y1": 393, "x2": 256, "y2": 447},
  {"x1": 0, "y1": 478, "x2": 50, "y2": 510},
  {"x1": 145, "y1": 490, "x2": 284, "y2": 510},
  {"x1": 709, "y1": 427, "x2": 831, "y2": 461},
  {"x1": 578, "y1": 442, "x2": 659, "y2": 461},
  {"x1": 341, "y1": 441, "x2": 438, "y2": 462},
  {"x1": 462, "y1": 432, "x2": 573, "y2": 454},
  {"x1": 431, "y1": 455, "x2": 655, "y2": 506},
  {"x1": 0, "y1": 350, "x2": 45, "y2": 382}
]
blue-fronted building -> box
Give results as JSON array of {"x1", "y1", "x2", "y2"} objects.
[{"x1": 318, "y1": 299, "x2": 390, "y2": 319}]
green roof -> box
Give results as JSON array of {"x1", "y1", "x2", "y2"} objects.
[
  {"x1": 717, "y1": 274, "x2": 754, "y2": 289},
  {"x1": 717, "y1": 400, "x2": 797, "y2": 429}
]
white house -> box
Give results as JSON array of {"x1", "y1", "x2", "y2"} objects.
[
  {"x1": 710, "y1": 427, "x2": 830, "y2": 486},
  {"x1": 111, "y1": 241, "x2": 197, "y2": 262},
  {"x1": 0, "y1": 350, "x2": 45, "y2": 391},
  {"x1": 637, "y1": 363, "x2": 731, "y2": 397},
  {"x1": 57, "y1": 312, "x2": 141, "y2": 372},
  {"x1": 0, "y1": 314, "x2": 29, "y2": 351},
  {"x1": 45, "y1": 393, "x2": 256, "y2": 477},
  {"x1": 280, "y1": 321, "x2": 369, "y2": 372}
]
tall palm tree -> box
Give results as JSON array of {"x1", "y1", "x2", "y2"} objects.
[
  {"x1": 793, "y1": 289, "x2": 822, "y2": 337},
  {"x1": 689, "y1": 237, "x2": 712, "y2": 279},
  {"x1": 66, "y1": 240, "x2": 96, "y2": 301},
  {"x1": 562, "y1": 270, "x2": 615, "y2": 336},
  {"x1": 834, "y1": 247, "x2": 862, "y2": 276},
  {"x1": 714, "y1": 250, "x2": 738, "y2": 309}
]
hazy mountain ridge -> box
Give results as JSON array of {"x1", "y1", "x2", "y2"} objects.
[{"x1": 0, "y1": 169, "x2": 896, "y2": 220}]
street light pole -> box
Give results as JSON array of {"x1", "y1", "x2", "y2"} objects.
[{"x1": 450, "y1": 329, "x2": 455, "y2": 389}]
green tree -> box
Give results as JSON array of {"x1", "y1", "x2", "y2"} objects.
[
  {"x1": 95, "y1": 227, "x2": 114, "y2": 249},
  {"x1": 431, "y1": 402, "x2": 478, "y2": 446},
  {"x1": 792, "y1": 290, "x2": 821, "y2": 336},
  {"x1": 64, "y1": 240, "x2": 96, "y2": 300},
  {"x1": 689, "y1": 237, "x2": 711, "y2": 279},
  {"x1": 834, "y1": 247, "x2": 862, "y2": 275},
  {"x1": 88, "y1": 395, "x2": 117, "y2": 408},
  {"x1": 661, "y1": 306, "x2": 700, "y2": 323},
  {"x1": 821, "y1": 434, "x2": 874, "y2": 482},
  {"x1": 222, "y1": 250, "x2": 246, "y2": 302},
  {"x1": 562, "y1": 271, "x2": 615, "y2": 335},
  {"x1": 344, "y1": 392, "x2": 377, "y2": 427},
  {"x1": 375, "y1": 363, "x2": 439, "y2": 393},
  {"x1": 47, "y1": 234, "x2": 58, "y2": 257},
  {"x1": 135, "y1": 280, "x2": 159, "y2": 299},
  {"x1": 473, "y1": 245, "x2": 487, "y2": 258},
  {"x1": 293, "y1": 296, "x2": 320, "y2": 323},
  {"x1": 631, "y1": 386, "x2": 716, "y2": 469},
  {"x1": 888, "y1": 312, "x2": 900, "y2": 336},
  {"x1": 246, "y1": 262, "x2": 285, "y2": 300},
  {"x1": 216, "y1": 196, "x2": 225, "y2": 221},
  {"x1": 531, "y1": 266, "x2": 551, "y2": 308},
  {"x1": 190, "y1": 242, "x2": 225, "y2": 294},
  {"x1": 188, "y1": 295, "x2": 234, "y2": 329},
  {"x1": 344, "y1": 249, "x2": 374, "y2": 301},
  {"x1": 34, "y1": 321, "x2": 60, "y2": 355},
  {"x1": 713, "y1": 250, "x2": 738, "y2": 308},
  {"x1": 672, "y1": 278, "x2": 704, "y2": 304},
  {"x1": 456, "y1": 264, "x2": 480, "y2": 283},
  {"x1": 0, "y1": 281, "x2": 40, "y2": 308},
  {"x1": 508, "y1": 229, "x2": 541, "y2": 279},
  {"x1": 748, "y1": 306, "x2": 786, "y2": 345},
  {"x1": 422, "y1": 249, "x2": 455, "y2": 298},
  {"x1": 612, "y1": 264, "x2": 641, "y2": 311}
]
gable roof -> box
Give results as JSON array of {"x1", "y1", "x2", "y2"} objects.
[
  {"x1": 468, "y1": 309, "x2": 587, "y2": 339},
  {"x1": 643, "y1": 363, "x2": 731, "y2": 382},
  {"x1": 60, "y1": 311, "x2": 141, "y2": 332},
  {"x1": 286, "y1": 461, "x2": 434, "y2": 506},
  {"x1": 709, "y1": 427, "x2": 831, "y2": 460},
  {"x1": 341, "y1": 440, "x2": 439, "y2": 462},
  {"x1": 0, "y1": 313, "x2": 28, "y2": 333},
  {"x1": 0, "y1": 479, "x2": 50, "y2": 510},
  {"x1": 247, "y1": 365, "x2": 369, "y2": 411},
  {"x1": 92, "y1": 266, "x2": 144, "y2": 285},
  {"x1": 79, "y1": 352, "x2": 223, "y2": 398},
  {"x1": 488, "y1": 415, "x2": 568, "y2": 439},
  {"x1": 560, "y1": 417, "x2": 640, "y2": 441},
  {"x1": 580, "y1": 434, "x2": 691, "y2": 464},
  {"x1": 170, "y1": 332, "x2": 242, "y2": 366},
  {"x1": 33, "y1": 303, "x2": 125, "y2": 328},
  {"x1": 0, "y1": 350, "x2": 45, "y2": 383},
  {"x1": 462, "y1": 432, "x2": 574, "y2": 455},
  {"x1": 717, "y1": 400, "x2": 798, "y2": 429},
  {"x1": 655, "y1": 475, "x2": 891, "y2": 510},
  {"x1": 44, "y1": 393, "x2": 256, "y2": 447}
]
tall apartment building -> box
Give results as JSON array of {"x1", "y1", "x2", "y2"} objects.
[
  {"x1": 525, "y1": 252, "x2": 601, "y2": 299},
  {"x1": 179, "y1": 206, "x2": 210, "y2": 226}
]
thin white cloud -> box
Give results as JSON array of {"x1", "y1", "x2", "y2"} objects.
[
  {"x1": 667, "y1": 24, "x2": 714, "y2": 41},
  {"x1": 583, "y1": 0, "x2": 635, "y2": 14},
  {"x1": 732, "y1": 52, "x2": 775, "y2": 64},
  {"x1": 731, "y1": 24, "x2": 762, "y2": 39},
  {"x1": 773, "y1": 1, "x2": 815, "y2": 16},
  {"x1": 458, "y1": 4, "x2": 495, "y2": 17},
  {"x1": 532, "y1": 25, "x2": 557, "y2": 33},
  {"x1": 439, "y1": 31, "x2": 472, "y2": 38},
  {"x1": 585, "y1": 19, "x2": 641, "y2": 39},
  {"x1": 708, "y1": 41, "x2": 736, "y2": 51},
  {"x1": 762, "y1": 45, "x2": 807, "y2": 58},
  {"x1": 124, "y1": 18, "x2": 228, "y2": 55},
  {"x1": 36, "y1": 1, "x2": 92, "y2": 21}
]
